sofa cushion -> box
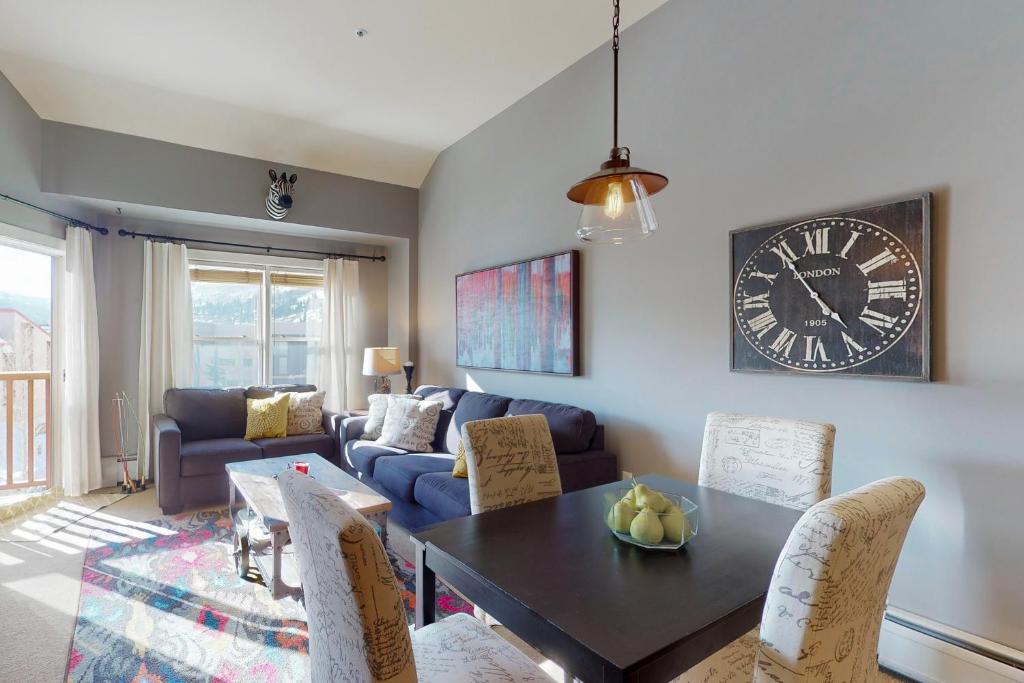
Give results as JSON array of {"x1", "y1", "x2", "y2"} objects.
[
  {"x1": 256, "y1": 433, "x2": 335, "y2": 462},
  {"x1": 414, "y1": 472, "x2": 472, "y2": 520},
  {"x1": 415, "y1": 386, "x2": 468, "y2": 452},
  {"x1": 179, "y1": 438, "x2": 262, "y2": 477},
  {"x1": 506, "y1": 399, "x2": 597, "y2": 454},
  {"x1": 377, "y1": 397, "x2": 442, "y2": 452},
  {"x1": 445, "y1": 392, "x2": 513, "y2": 454},
  {"x1": 245, "y1": 384, "x2": 316, "y2": 399},
  {"x1": 165, "y1": 388, "x2": 247, "y2": 442},
  {"x1": 344, "y1": 440, "x2": 408, "y2": 477},
  {"x1": 374, "y1": 455, "x2": 456, "y2": 502}
]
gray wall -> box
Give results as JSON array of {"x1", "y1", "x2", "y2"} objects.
[{"x1": 419, "y1": 0, "x2": 1024, "y2": 650}]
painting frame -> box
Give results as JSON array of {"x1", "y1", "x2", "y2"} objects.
[{"x1": 455, "y1": 249, "x2": 580, "y2": 376}]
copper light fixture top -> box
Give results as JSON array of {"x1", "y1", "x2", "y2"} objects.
[
  {"x1": 566, "y1": 0, "x2": 668, "y2": 209},
  {"x1": 567, "y1": 149, "x2": 668, "y2": 204}
]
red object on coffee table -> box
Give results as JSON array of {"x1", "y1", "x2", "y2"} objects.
[{"x1": 293, "y1": 461, "x2": 310, "y2": 475}]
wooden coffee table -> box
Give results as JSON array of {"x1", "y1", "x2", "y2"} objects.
[{"x1": 226, "y1": 453, "x2": 392, "y2": 599}]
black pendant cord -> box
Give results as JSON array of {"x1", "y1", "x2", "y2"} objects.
[
  {"x1": 612, "y1": 0, "x2": 620, "y2": 151},
  {"x1": 117, "y1": 229, "x2": 385, "y2": 262},
  {"x1": 0, "y1": 192, "x2": 109, "y2": 235}
]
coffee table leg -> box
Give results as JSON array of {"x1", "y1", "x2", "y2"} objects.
[
  {"x1": 271, "y1": 528, "x2": 287, "y2": 600},
  {"x1": 414, "y1": 540, "x2": 435, "y2": 629}
]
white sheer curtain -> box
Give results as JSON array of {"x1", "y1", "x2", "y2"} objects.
[
  {"x1": 58, "y1": 226, "x2": 102, "y2": 497},
  {"x1": 138, "y1": 241, "x2": 193, "y2": 475},
  {"x1": 318, "y1": 258, "x2": 360, "y2": 412}
]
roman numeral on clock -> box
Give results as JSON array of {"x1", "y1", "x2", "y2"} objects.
[
  {"x1": 741, "y1": 291, "x2": 771, "y2": 310},
  {"x1": 748, "y1": 269, "x2": 778, "y2": 285},
  {"x1": 769, "y1": 327, "x2": 798, "y2": 356},
  {"x1": 841, "y1": 331, "x2": 866, "y2": 356},
  {"x1": 866, "y1": 279, "x2": 907, "y2": 301},
  {"x1": 838, "y1": 231, "x2": 862, "y2": 259},
  {"x1": 802, "y1": 227, "x2": 830, "y2": 255},
  {"x1": 770, "y1": 240, "x2": 798, "y2": 266},
  {"x1": 859, "y1": 306, "x2": 898, "y2": 334},
  {"x1": 858, "y1": 248, "x2": 899, "y2": 275},
  {"x1": 804, "y1": 335, "x2": 829, "y2": 362},
  {"x1": 747, "y1": 310, "x2": 778, "y2": 339}
]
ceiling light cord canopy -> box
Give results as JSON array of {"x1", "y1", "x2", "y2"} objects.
[{"x1": 567, "y1": 0, "x2": 668, "y2": 244}]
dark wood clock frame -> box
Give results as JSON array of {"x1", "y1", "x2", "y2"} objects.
[{"x1": 730, "y1": 194, "x2": 931, "y2": 381}]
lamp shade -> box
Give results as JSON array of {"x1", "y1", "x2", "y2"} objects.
[{"x1": 362, "y1": 347, "x2": 401, "y2": 376}]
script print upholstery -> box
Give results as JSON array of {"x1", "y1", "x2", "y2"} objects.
[
  {"x1": 278, "y1": 469, "x2": 547, "y2": 683},
  {"x1": 699, "y1": 412, "x2": 836, "y2": 511},
  {"x1": 674, "y1": 476, "x2": 926, "y2": 683},
  {"x1": 279, "y1": 469, "x2": 417, "y2": 683},
  {"x1": 463, "y1": 414, "x2": 562, "y2": 514}
]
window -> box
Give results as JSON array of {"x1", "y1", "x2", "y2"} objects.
[{"x1": 190, "y1": 258, "x2": 323, "y2": 388}]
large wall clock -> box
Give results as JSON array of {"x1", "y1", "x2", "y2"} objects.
[{"x1": 731, "y1": 194, "x2": 931, "y2": 380}]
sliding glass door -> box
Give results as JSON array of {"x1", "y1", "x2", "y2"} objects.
[{"x1": 0, "y1": 243, "x2": 53, "y2": 492}]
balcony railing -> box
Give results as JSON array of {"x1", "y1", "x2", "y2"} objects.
[{"x1": 0, "y1": 371, "x2": 51, "y2": 491}]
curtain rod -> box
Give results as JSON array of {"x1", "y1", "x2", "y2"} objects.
[
  {"x1": 0, "y1": 192, "x2": 109, "y2": 235},
  {"x1": 117, "y1": 229, "x2": 386, "y2": 262}
]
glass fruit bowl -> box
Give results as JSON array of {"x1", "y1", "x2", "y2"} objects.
[{"x1": 605, "y1": 486, "x2": 699, "y2": 551}]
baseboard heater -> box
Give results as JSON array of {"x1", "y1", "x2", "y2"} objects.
[{"x1": 881, "y1": 607, "x2": 1024, "y2": 682}]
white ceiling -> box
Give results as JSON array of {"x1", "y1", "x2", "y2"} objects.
[{"x1": 0, "y1": 0, "x2": 668, "y2": 188}]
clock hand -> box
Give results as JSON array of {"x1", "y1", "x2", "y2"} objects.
[{"x1": 786, "y1": 261, "x2": 848, "y2": 328}]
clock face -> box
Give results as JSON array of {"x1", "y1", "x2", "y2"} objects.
[{"x1": 731, "y1": 196, "x2": 930, "y2": 379}]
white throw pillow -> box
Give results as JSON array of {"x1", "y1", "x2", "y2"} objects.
[
  {"x1": 279, "y1": 390, "x2": 326, "y2": 435},
  {"x1": 362, "y1": 393, "x2": 419, "y2": 440},
  {"x1": 376, "y1": 396, "x2": 442, "y2": 452}
]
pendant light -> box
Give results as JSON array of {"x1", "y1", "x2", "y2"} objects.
[{"x1": 568, "y1": 0, "x2": 668, "y2": 244}]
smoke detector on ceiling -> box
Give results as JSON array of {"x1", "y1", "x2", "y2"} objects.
[{"x1": 355, "y1": 28, "x2": 368, "y2": 38}]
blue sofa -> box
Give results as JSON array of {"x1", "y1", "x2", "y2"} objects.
[{"x1": 340, "y1": 385, "x2": 618, "y2": 531}]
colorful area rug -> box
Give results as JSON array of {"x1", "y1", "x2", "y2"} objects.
[{"x1": 66, "y1": 509, "x2": 473, "y2": 682}]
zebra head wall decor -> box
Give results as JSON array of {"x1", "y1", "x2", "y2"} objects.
[{"x1": 266, "y1": 169, "x2": 298, "y2": 220}]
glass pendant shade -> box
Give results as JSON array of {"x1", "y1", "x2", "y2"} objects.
[{"x1": 576, "y1": 173, "x2": 658, "y2": 243}]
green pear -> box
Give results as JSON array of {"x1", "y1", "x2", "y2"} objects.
[
  {"x1": 607, "y1": 500, "x2": 637, "y2": 533},
  {"x1": 629, "y1": 507, "x2": 665, "y2": 544},
  {"x1": 661, "y1": 505, "x2": 691, "y2": 544},
  {"x1": 637, "y1": 488, "x2": 670, "y2": 513},
  {"x1": 621, "y1": 488, "x2": 639, "y2": 510}
]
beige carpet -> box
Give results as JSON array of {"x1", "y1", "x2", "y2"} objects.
[
  {"x1": 0, "y1": 488, "x2": 915, "y2": 682},
  {"x1": 0, "y1": 489, "x2": 128, "y2": 541}
]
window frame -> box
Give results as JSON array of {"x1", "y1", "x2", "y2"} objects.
[{"x1": 189, "y1": 250, "x2": 324, "y2": 386}]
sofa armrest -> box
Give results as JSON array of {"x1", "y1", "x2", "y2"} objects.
[
  {"x1": 153, "y1": 414, "x2": 183, "y2": 514},
  {"x1": 322, "y1": 409, "x2": 344, "y2": 443},
  {"x1": 342, "y1": 415, "x2": 370, "y2": 443},
  {"x1": 556, "y1": 450, "x2": 619, "y2": 493}
]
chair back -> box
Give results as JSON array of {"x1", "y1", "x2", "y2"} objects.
[
  {"x1": 277, "y1": 469, "x2": 417, "y2": 683},
  {"x1": 463, "y1": 414, "x2": 562, "y2": 514},
  {"x1": 699, "y1": 412, "x2": 836, "y2": 510},
  {"x1": 754, "y1": 477, "x2": 926, "y2": 682}
]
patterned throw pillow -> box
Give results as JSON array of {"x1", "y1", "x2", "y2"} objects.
[
  {"x1": 452, "y1": 440, "x2": 468, "y2": 478},
  {"x1": 376, "y1": 396, "x2": 442, "y2": 452},
  {"x1": 279, "y1": 390, "x2": 325, "y2": 435},
  {"x1": 362, "y1": 393, "x2": 419, "y2": 440},
  {"x1": 243, "y1": 394, "x2": 290, "y2": 440}
]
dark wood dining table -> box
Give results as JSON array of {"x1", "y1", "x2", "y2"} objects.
[{"x1": 412, "y1": 474, "x2": 803, "y2": 683}]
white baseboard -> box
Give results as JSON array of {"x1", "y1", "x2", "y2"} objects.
[{"x1": 879, "y1": 611, "x2": 1024, "y2": 683}]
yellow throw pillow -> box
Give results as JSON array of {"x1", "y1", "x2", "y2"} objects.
[
  {"x1": 244, "y1": 394, "x2": 290, "y2": 440},
  {"x1": 452, "y1": 440, "x2": 468, "y2": 478}
]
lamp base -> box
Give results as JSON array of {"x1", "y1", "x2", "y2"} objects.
[{"x1": 373, "y1": 376, "x2": 392, "y2": 394}]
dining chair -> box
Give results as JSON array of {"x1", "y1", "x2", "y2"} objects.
[
  {"x1": 462, "y1": 414, "x2": 562, "y2": 515},
  {"x1": 699, "y1": 412, "x2": 836, "y2": 511},
  {"x1": 277, "y1": 469, "x2": 546, "y2": 683},
  {"x1": 674, "y1": 476, "x2": 926, "y2": 682}
]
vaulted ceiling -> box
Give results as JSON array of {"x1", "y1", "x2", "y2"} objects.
[{"x1": 0, "y1": 0, "x2": 668, "y2": 188}]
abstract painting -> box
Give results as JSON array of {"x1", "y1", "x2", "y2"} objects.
[{"x1": 456, "y1": 250, "x2": 579, "y2": 375}]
